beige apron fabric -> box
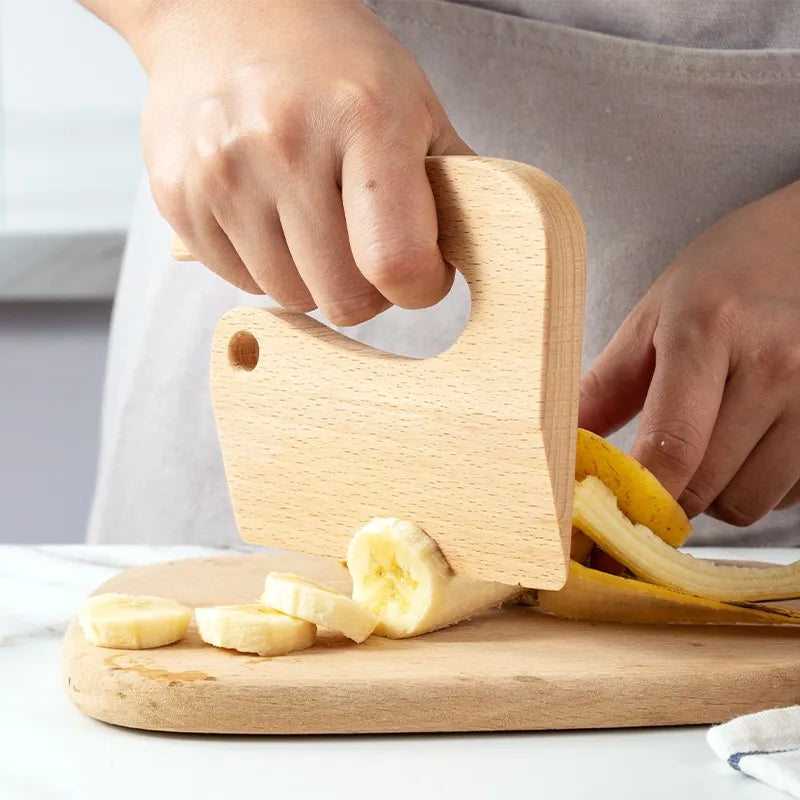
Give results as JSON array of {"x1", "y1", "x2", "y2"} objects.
[{"x1": 88, "y1": 0, "x2": 800, "y2": 546}]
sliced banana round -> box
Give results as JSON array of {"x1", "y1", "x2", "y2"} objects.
[
  {"x1": 347, "y1": 517, "x2": 520, "y2": 639},
  {"x1": 262, "y1": 573, "x2": 378, "y2": 643},
  {"x1": 78, "y1": 592, "x2": 192, "y2": 649},
  {"x1": 195, "y1": 603, "x2": 316, "y2": 657}
]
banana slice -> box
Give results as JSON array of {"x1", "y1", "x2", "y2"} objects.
[
  {"x1": 538, "y1": 560, "x2": 800, "y2": 625},
  {"x1": 347, "y1": 517, "x2": 521, "y2": 638},
  {"x1": 574, "y1": 476, "x2": 800, "y2": 602},
  {"x1": 262, "y1": 573, "x2": 378, "y2": 643},
  {"x1": 195, "y1": 604, "x2": 316, "y2": 657},
  {"x1": 576, "y1": 428, "x2": 691, "y2": 547},
  {"x1": 78, "y1": 592, "x2": 192, "y2": 649}
]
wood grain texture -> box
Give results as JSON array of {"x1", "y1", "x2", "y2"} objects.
[
  {"x1": 191, "y1": 157, "x2": 586, "y2": 587},
  {"x1": 62, "y1": 553, "x2": 800, "y2": 734}
]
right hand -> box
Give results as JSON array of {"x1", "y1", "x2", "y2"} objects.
[{"x1": 135, "y1": 0, "x2": 471, "y2": 325}]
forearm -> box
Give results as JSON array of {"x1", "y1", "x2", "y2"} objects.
[{"x1": 77, "y1": 0, "x2": 367, "y2": 73}]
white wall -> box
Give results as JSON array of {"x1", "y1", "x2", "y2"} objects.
[
  {"x1": 1, "y1": 0, "x2": 145, "y2": 232},
  {"x1": 0, "y1": 2, "x2": 145, "y2": 542}
]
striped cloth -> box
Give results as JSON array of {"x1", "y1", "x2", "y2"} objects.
[{"x1": 708, "y1": 707, "x2": 800, "y2": 798}]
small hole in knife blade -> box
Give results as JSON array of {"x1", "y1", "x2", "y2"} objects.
[{"x1": 228, "y1": 330, "x2": 259, "y2": 371}]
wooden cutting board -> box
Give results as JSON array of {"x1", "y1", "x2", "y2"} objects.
[{"x1": 62, "y1": 553, "x2": 800, "y2": 734}]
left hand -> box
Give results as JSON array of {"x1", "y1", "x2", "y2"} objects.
[{"x1": 579, "y1": 179, "x2": 800, "y2": 526}]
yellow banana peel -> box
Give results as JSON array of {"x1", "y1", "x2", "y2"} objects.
[
  {"x1": 547, "y1": 429, "x2": 800, "y2": 625},
  {"x1": 573, "y1": 476, "x2": 800, "y2": 602},
  {"x1": 575, "y1": 428, "x2": 691, "y2": 547},
  {"x1": 537, "y1": 560, "x2": 800, "y2": 626}
]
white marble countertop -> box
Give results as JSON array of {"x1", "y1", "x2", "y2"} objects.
[{"x1": 1, "y1": 545, "x2": 795, "y2": 800}]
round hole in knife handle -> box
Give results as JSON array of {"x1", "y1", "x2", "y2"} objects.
[{"x1": 227, "y1": 330, "x2": 259, "y2": 372}]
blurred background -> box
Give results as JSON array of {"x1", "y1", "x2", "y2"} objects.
[{"x1": 1, "y1": 1, "x2": 145, "y2": 543}]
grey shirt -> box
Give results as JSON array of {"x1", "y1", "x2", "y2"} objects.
[{"x1": 88, "y1": 0, "x2": 800, "y2": 547}]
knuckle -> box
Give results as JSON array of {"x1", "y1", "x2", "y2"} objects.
[
  {"x1": 149, "y1": 172, "x2": 187, "y2": 226},
  {"x1": 636, "y1": 422, "x2": 705, "y2": 477},
  {"x1": 654, "y1": 304, "x2": 734, "y2": 357},
  {"x1": 334, "y1": 78, "x2": 392, "y2": 127},
  {"x1": 258, "y1": 106, "x2": 308, "y2": 170},
  {"x1": 748, "y1": 339, "x2": 800, "y2": 386},
  {"x1": 710, "y1": 496, "x2": 763, "y2": 528},
  {"x1": 652, "y1": 323, "x2": 692, "y2": 359},
  {"x1": 580, "y1": 368, "x2": 604, "y2": 403},
  {"x1": 679, "y1": 481, "x2": 717, "y2": 518},
  {"x1": 322, "y1": 292, "x2": 387, "y2": 328},
  {"x1": 194, "y1": 135, "x2": 243, "y2": 194},
  {"x1": 279, "y1": 298, "x2": 317, "y2": 314},
  {"x1": 267, "y1": 283, "x2": 316, "y2": 313},
  {"x1": 362, "y1": 242, "x2": 439, "y2": 293}
]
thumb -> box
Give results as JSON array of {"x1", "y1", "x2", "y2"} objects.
[{"x1": 578, "y1": 300, "x2": 657, "y2": 437}]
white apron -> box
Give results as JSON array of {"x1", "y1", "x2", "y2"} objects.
[{"x1": 88, "y1": 0, "x2": 800, "y2": 546}]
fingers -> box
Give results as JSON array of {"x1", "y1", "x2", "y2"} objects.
[
  {"x1": 160, "y1": 82, "x2": 466, "y2": 317},
  {"x1": 778, "y1": 481, "x2": 800, "y2": 510},
  {"x1": 341, "y1": 123, "x2": 454, "y2": 310},
  {"x1": 678, "y1": 370, "x2": 781, "y2": 518},
  {"x1": 175, "y1": 122, "x2": 457, "y2": 320},
  {"x1": 578, "y1": 299, "x2": 658, "y2": 437},
  {"x1": 212, "y1": 200, "x2": 314, "y2": 310},
  {"x1": 707, "y1": 415, "x2": 800, "y2": 526},
  {"x1": 153, "y1": 179, "x2": 263, "y2": 294},
  {"x1": 277, "y1": 177, "x2": 389, "y2": 326},
  {"x1": 631, "y1": 324, "x2": 729, "y2": 499}
]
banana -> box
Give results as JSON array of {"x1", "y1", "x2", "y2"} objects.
[
  {"x1": 195, "y1": 604, "x2": 316, "y2": 657},
  {"x1": 538, "y1": 560, "x2": 800, "y2": 625},
  {"x1": 347, "y1": 517, "x2": 521, "y2": 638},
  {"x1": 573, "y1": 476, "x2": 800, "y2": 602},
  {"x1": 78, "y1": 592, "x2": 192, "y2": 649},
  {"x1": 262, "y1": 573, "x2": 378, "y2": 643},
  {"x1": 575, "y1": 428, "x2": 691, "y2": 547}
]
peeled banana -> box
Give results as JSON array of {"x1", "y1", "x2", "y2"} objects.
[
  {"x1": 573, "y1": 476, "x2": 800, "y2": 602},
  {"x1": 78, "y1": 593, "x2": 192, "y2": 649},
  {"x1": 195, "y1": 604, "x2": 316, "y2": 656},
  {"x1": 538, "y1": 560, "x2": 800, "y2": 625},
  {"x1": 262, "y1": 572, "x2": 378, "y2": 643},
  {"x1": 347, "y1": 517, "x2": 521, "y2": 638}
]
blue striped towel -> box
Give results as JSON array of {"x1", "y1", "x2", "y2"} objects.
[{"x1": 708, "y1": 707, "x2": 800, "y2": 798}]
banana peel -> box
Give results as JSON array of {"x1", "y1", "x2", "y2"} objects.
[
  {"x1": 575, "y1": 428, "x2": 690, "y2": 547},
  {"x1": 543, "y1": 429, "x2": 800, "y2": 626},
  {"x1": 537, "y1": 560, "x2": 800, "y2": 626},
  {"x1": 574, "y1": 476, "x2": 800, "y2": 602}
]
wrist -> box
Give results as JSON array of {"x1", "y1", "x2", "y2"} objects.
[
  {"x1": 118, "y1": 0, "x2": 192, "y2": 73},
  {"x1": 80, "y1": 0, "x2": 193, "y2": 74}
]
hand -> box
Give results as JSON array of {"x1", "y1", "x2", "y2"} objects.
[
  {"x1": 130, "y1": 0, "x2": 471, "y2": 325},
  {"x1": 579, "y1": 180, "x2": 800, "y2": 526}
]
